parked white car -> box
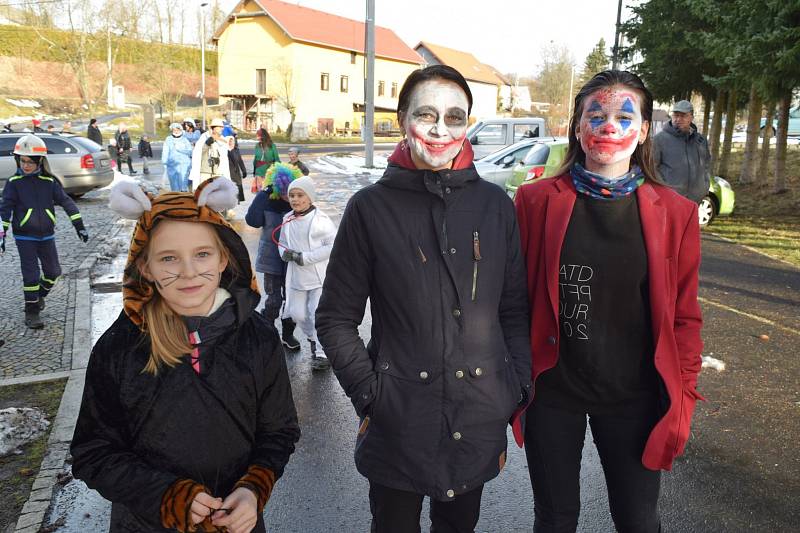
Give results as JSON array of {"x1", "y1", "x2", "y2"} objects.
[{"x1": 474, "y1": 138, "x2": 540, "y2": 189}]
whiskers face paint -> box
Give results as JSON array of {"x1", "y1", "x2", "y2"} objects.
[
  {"x1": 402, "y1": 79, "x2": 469, "y2": 170},
  {"x1": 578, "y1": 87, "x2": 644, "y2": 173},
  {"x1": 144, "y1": 220, "x2": 228, "y2": 317}
]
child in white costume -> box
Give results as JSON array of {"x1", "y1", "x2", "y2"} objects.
[{"x1": 279, "y1": 176, "x2": 337, "y2": 370}]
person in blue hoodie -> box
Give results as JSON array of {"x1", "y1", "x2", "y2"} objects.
[
  {"x1": 0, "y1": 135, "x2": 88, "y2": 329},
  {"x1": 161, "y1": 123, "x2": 193, "y2": 192}
]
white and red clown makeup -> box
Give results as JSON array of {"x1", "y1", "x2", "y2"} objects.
[
  {"x1": 576, "y1": 87, "x2": 649, "y2": 175},
  {"x1": 400, "y1": 79, "x2": 470, "y2": 170}
]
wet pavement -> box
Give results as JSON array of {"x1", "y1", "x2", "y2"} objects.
[{"x1": 40, "y1": 164, "x2": 800, "y2": 532}]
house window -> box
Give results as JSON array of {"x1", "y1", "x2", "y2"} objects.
[
  {"x1": 350, "y1": 51, "x2": 356, "y2": 64},
  {"x1": 391, "y1": 82, "x2": 398, "y2": 98},
  {"x1": 256, "y1": 69, "x2": 266, "y2": 94},
  {"x1": 340, "y1": 75, "x2": 349, "y2": 93},
  {"x1": 378, "y1": 81, "x2": 385, "y2": 97},
  {"x1": 320, "y1": 73, "x2": 329, "y2": 91}
]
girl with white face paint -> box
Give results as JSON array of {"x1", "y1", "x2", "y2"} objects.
[
  {"x1": 316, "y1": 65, "x2": 532, "y2": 532},
  {"x1": 400, "y1": 79, "x2": 470, "y2": 170},
  {"x1": 515, "y1": 71, "x2": 704, "y2": 532}
]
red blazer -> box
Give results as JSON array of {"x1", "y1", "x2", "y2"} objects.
[{"x1": 514, "y1": 174, "x2": 704, "y2": 471}]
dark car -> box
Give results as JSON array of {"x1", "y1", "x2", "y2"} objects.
[{"x1": 0, "y1": 133, "x2": 114, "y2": 196}]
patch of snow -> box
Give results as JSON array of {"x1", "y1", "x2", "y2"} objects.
[
  {"x1": 0, "y1": 407, "x2": 50, "y2": 456},
  {"x1": 92, "y1": 292, "x2": 123, "y2": 345},
  {"x1": 701, "y1": 355, "x2": 726, "y2": 372},
  {"x1": 98, "y1": 169, "x2": 137, "y2": 191},
  {"x1": 309, "y1": 154, "x2": 387, "y2": 178},
  {"x1": 5, "y1": 98, "x2": 41, "y2": 108}
]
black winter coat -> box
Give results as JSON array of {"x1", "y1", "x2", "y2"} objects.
[
  {"x1": 316, "y1": 163, "x2": 531, "y2": 501},
  {"x1": 71, "y1": 289, "x2": 300, "y2": 532},
  {"x1": 115, "y1": 130, "x2": 132, "y2": 151},
  {"x1": 87, "y1": 124, "x2": 103, "y2": 146},
  {"x1": 137, "y1": 139, "x2": 153, "y2": 158}
]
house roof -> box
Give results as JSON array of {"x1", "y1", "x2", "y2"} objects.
[
  {"x1": 415, "y1": 42, "x2": 507, "y2": 86},
  {"x1": 214, "y1": 0, "x2": 423, "y2": 65}
]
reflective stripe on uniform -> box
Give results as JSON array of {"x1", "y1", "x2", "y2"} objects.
[
  {"x1": 69, "y1": 213, "x2": 82, "y2": 221},
  {"x1": 41, "y1": 275, "x2": 58, "y2": 284},
  {"x1": 2, "y1": 220, "x2": 9, "y2": 229},
  {"x1": 45, "y1": 209, "x2": 56, "y2": 223},
  {"x1": 37, "y1": 175, "x2": 53, "y2": 182},
  {"x1": 19, "y1": 208, "x2": 33, "y2": 226},
  {"x1": 23, "y1": 284, "x2": 40, "y2": 292}
]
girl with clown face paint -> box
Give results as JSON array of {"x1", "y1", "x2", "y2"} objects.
[
  {"x1": 316, "y1": 65, "x2": 532, "y2": 532},
  {"x1": 399, "y1": 78, "x2": 470, "y2": 170},
  {"x1": 514, "y1": 71, "x2": 704, "y2": 531}
]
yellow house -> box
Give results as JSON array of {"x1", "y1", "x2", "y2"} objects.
[{"x1": 212, "y1": 0, "x2": 423, "y2": 135}]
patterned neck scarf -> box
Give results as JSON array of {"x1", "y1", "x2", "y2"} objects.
[{"x1": 571, "y1": 162, "x2": 644, "y2": 200}]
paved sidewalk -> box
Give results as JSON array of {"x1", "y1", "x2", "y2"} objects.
[{"x1": 0, "y1": 188, "x2": 123, "y2": 381}]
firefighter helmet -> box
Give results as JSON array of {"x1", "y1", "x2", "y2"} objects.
[{"x1": 13, "y1": 134, "x2": 48, "y2": 156}]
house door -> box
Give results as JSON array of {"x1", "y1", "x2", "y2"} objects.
[{"x1": 317, "y1": 118, "x2": 334, "y2": 136}]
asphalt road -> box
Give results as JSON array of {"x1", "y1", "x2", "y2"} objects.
[{"x1": 47, "y1": 166, "x2": 800, "y2": 532}]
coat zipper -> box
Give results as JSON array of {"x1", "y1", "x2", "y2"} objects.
[
  {"x1": 472, "y1": 230, "x2": 482, "y2": 301},
  {"x1": 417, "y1": 245, "x2": 427, "y2": 263}
]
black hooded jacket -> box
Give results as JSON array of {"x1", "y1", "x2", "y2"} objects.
[
  {"x1": 71, "y1": 274, "x2": 300, "y2": 531},
  {"x1": 316, "y1": 162, "x2": 531, "y2": 501}
]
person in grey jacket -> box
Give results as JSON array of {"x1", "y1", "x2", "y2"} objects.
[
  {"x1": 653, "y1": 100, "x2": 711, "y2": 203},
  {"x1": 316, "y1": 65, "x2": 531, "y2": 532}
]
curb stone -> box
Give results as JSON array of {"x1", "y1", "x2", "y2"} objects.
[
  {"x1": 13, "y1": 278, "x2": 94, "y2": 532},
  {"x1": 12, "y1": 218, "x2": 133, "y2": 531}
]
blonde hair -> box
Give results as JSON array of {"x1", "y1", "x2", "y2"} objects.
[{"x1": 137, "y1": 223, "x2": 238, "y2": 375}]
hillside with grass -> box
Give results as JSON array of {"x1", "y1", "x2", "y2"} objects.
[{"x1": 0, "y1": 24, "x2": 218, "y2": 115}]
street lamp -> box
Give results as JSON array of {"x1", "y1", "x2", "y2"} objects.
[{"x1": 200, "y1": 1, "x2": 208, "y2": 130}]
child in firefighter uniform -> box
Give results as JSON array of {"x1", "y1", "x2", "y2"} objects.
[{"x1": 0, "y1": 135, "x2": 89, "y2": 329}]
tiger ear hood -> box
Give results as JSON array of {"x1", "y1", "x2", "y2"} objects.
[{"x1": 109, "y1": 178, "x2": 259, "y2": 328}]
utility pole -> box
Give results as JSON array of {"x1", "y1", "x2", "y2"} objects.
[
  {"x1": 201, "y1": 2, "x2": 208, "y2": 130},
  {"x1": 567, "y1": 66, "x2": 575, "y2": 119},
  {"x1": 612, "y1": 0, "x2": 623, "y2": 70},
  {"x1": 106, "y1": 28, "x2": 113, "y2": 108},
  {"x1": 364, "y1": 0, "x2": 375, "y2": 167}
]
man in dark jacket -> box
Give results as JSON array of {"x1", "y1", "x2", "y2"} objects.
[
  {"x1": 115, "y1": 123, "x2": 137, "y2": 175},
  {"x1": 653, "y1": 100, "x2": 711, "y2": 203},
  {"x1": 316, "y1": 65, "x2": 531, "y2": 532},
  {"x1": 87, "y1": 118, "x2": 103, "y2": 146}
]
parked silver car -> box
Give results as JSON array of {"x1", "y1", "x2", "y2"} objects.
[
  {"x1": 474, "y1": 138, "x2": 540, "y2": 189},
  {"x1": 0, "y1": 133, "x2": 114, "y2": 196},
  {"x1": 466, "y1": 117, "x2": 547, "y2": 159}
]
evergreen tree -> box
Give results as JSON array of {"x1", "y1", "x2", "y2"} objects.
[{"x1": 580, "y1": 38, "x2": 609, "y2": 85}]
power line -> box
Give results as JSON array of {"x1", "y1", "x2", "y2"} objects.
[{"x1": 0, "y1": 0, "x2": 63, "y2": 6}]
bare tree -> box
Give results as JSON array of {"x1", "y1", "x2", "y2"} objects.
[
  {"x1": 272, "y1": 62, "x2": 297, "y2": 136},
  {"x1": 34, "y1": 0, "x2": 99, "y2": 108},
  {"x1": 537, "y1": 43, "x2": 575, "y2": 135}
]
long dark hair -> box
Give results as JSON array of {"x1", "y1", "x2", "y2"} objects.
[
  {"x1": 555, "y1": 70, "x2": 662, "y2": 184},
  {"x1": 258, "y1": 128, "x2": 273, "y2": 149},
  {"x1": 397, "y1": 65, "x2": 473, "y2": 123}
]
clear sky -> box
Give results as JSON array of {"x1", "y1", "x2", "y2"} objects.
[{"x1": 217, "y1": 0, "x2": 638, "y2": 76}]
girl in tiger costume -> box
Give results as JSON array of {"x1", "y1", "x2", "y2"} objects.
[{"x1": 70, "y1": 177, "x2": 300, "y2": 533}]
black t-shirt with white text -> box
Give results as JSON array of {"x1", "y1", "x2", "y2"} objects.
[{"x1": 536, "y1": 193, "x2": 658, "y2": 415}]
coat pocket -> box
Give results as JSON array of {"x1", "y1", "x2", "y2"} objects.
[
  {"x1": 463, "y1": 354, "x2": 519, "y2": 427},
  {"x1": 371, "y1": 356, "x2": 442, "y2": 436}
]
